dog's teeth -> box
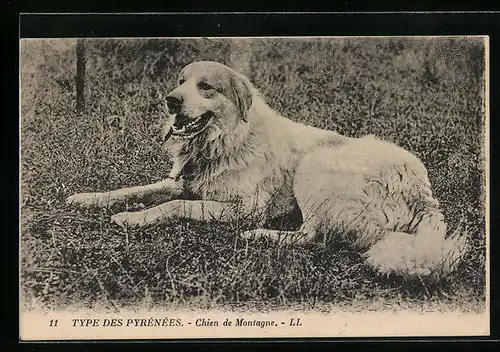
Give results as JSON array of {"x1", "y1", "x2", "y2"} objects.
[{"x1": 188, "y1": 118, "x2": 202, "y2": 127}]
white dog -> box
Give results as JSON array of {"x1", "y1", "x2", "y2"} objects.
[{"x1": 67, "y1": 61, "x2": 467, "y2": 278}]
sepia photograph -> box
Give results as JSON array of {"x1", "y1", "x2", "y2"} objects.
[{"x1": 19, "y1": 36, "x2": 489, "y2": 339}]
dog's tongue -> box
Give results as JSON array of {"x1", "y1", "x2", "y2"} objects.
[{"x1": 173, "y1": 115, "x2": 189, "y2": 129}]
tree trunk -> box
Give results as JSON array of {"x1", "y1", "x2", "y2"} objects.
[
  {"x1": 76, "y1": 39, "x2": 86, "y2": 113},
  {"x1": 228, "y1": 39, "x2": 252, "y2": 76}
]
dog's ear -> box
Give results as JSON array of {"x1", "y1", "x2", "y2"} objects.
[{"x1": 230, "y1": 74, "x2": 253, "y2": 122}]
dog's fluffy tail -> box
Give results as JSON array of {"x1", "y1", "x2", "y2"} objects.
[{"x1": 365, "y1": 211, "x2": 468, "y2": 278}]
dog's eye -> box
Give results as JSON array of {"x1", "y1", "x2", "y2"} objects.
[{"x1": 198, "y1": 82, "x2": 215, "y2": 91}]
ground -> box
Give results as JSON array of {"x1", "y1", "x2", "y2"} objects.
[{"x1": 20, "y1": 37, "x2": 487, "y2": 312}]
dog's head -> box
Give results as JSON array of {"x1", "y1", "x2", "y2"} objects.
[{"x1": 163, "y1": 61, "x2": 253, "y2": 140}]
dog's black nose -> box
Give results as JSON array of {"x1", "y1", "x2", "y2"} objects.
[{"x1": 166, "y1": 93, "x2": 183, "y2": 113}]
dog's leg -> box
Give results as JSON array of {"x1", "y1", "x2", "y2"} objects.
[
  {"x1": 66, "y1": 178, "x2": 184, "y2": 208},
  {"x1": 364, "y1": 232, "x2": 422, "y2": 276},
  {"x1": 110, "y1": 200, "x2": 235, "y2": 228},
  {"x1": 365, "y1": 210, "x2": 467, "y2": 278},
  {"x1": 241, "y1": 224, "x2": 317, "y2": 245}
]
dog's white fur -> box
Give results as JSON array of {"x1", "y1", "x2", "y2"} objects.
[{"x1": 67, "y1": 61, "x2": 467, "y2": 278}]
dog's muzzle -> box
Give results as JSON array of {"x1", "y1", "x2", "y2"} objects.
[
  {"x1": 162, "y1": 111, "x2": 213, "y2": 141},
  {"x1": 163, "y1": 94, "x2": 213, "y2": 140},
  {"x1": 171, "y1": 112, "x2": 213, "y2": 136}
]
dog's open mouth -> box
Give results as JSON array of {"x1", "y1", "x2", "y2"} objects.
[{"x1": 170, "y1": 111, "x2": 213, "y2": 138}]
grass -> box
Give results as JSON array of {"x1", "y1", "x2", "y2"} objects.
[{"x1": 20, "y1": 37, "x2": 487, "y2": 312}]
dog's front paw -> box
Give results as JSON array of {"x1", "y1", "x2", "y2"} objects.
[
  {"x1": 110, "y1": 211, "x2": 151, "y2": 228},
  {"x1": 240, "y1": 230, "x2": 257, "y2": 241},
  {"x1": 240, "y1": 229, "x2": 280, "y2": 242},
  {"x1": 66, "y1": 192, "x2": 108, "y2": 208}
]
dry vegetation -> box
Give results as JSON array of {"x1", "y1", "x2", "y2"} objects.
[{"x1": 20, "y1": 37, "x2": 486, "y2": 312}]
